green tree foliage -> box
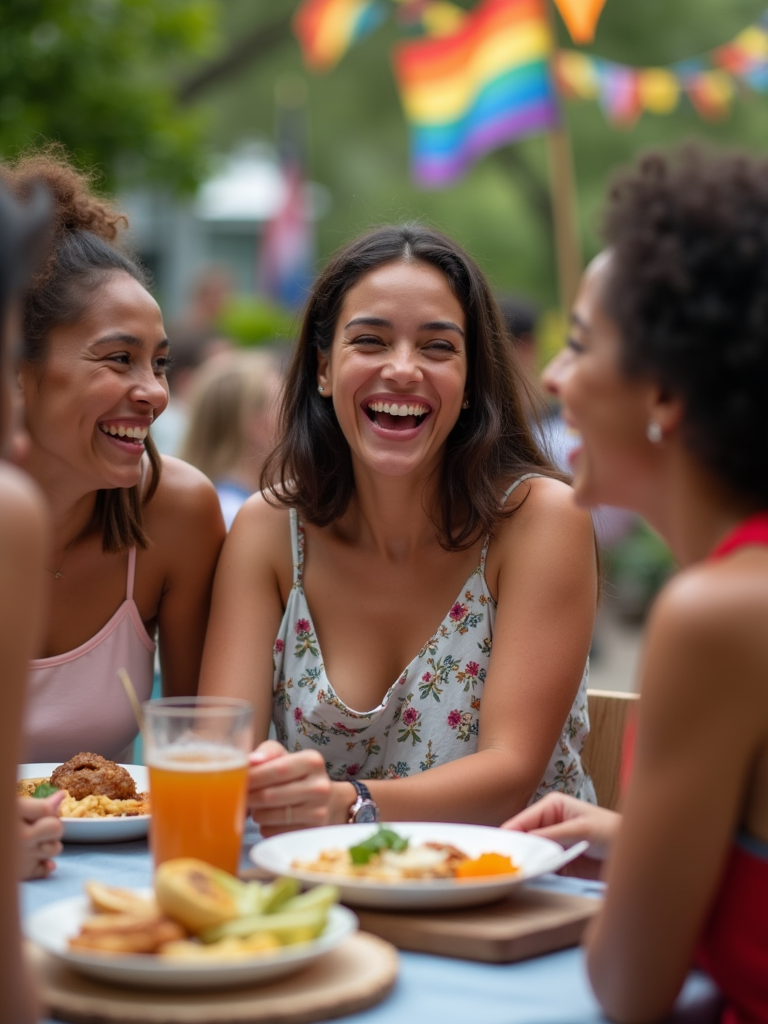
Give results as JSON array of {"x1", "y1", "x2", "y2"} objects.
[{"x1": 0, "y1": 0, "x2": 218, "y2": 191}]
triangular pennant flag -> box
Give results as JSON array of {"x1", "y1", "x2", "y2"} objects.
[{"x1": 552, "y1": 0, "x2": 607, "y2": 44}]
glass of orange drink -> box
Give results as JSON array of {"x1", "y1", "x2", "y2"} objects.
[{"x1": 143, "y1": 697, "x2": 253, "y2": 874}]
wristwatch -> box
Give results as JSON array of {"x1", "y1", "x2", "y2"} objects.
[{"x1": 347, "y1": 780, "x2": 380, "y2": 824}]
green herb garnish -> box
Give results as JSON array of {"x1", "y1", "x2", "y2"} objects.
[
  {"x1": 349, "y1": 825, "x2": 409, "y2": 865},
  {"x1": 31, "y1": 782, "x2": 59, "y2": 799}
]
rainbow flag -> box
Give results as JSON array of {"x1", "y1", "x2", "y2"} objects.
[
  {"x1": 293, "y1": 0, "x2": 389, "y2": 71},
  {"x1": 392, "y1": 0, "x2": 559, "y2": 186}
]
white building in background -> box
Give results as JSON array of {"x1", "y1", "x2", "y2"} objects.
[{"x1": 121, "y1": 141, "x2": 328, "y2": 319}]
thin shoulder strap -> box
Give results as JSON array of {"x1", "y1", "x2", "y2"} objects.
[
  {"x1": 480, "y1": 473, "x2": 544, "y2": 562},
  {"x1": 501, "y1": 472, "x2": 542, "y2": 508},
  {"x1": 124, "y1": 456, "x2": 150, "y2": 601},
  {"x1": 289, "y1": 508, "x2": 303, "y2": 585},
  {"x1": 499, "y1": 471, "x2": 540, "y2": 507},
  {"x1": 126, "y1": 547, "x2": 137, "y2": 601}
]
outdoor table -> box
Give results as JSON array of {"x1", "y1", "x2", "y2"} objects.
[{"x1": 22, "y1": 822, "x2": 722, "y2": 1024}]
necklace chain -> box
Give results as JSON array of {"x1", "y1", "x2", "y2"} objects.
[{"x1": 44, "y1": 536, "x2": 79, "y2": 580}]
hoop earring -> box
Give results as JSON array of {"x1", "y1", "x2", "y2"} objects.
[
  {"x1": 317, "y1": 386, "x2": 325, "y2": 393},
  {"x1": 646, "y1": 421, "x2": 663, "y2": 444}
]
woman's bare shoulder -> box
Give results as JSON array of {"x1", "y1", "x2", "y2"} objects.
[
  {"x1": 145, "y1": 455, "x2": 222, "y2": 523},
  {"x1": 644, "y1": 559, "x2": 768, "y2": 708},
  {"x1": 0, "y1": 464, "x2": 47, "y2": 544},
  {"x1": 498, "y1": 474, "x2": 592, "y2": 548},
  {"x1": 214, "y1": 493, "x2": 293, "y2": 599},
  {"x1": 141, "y1": 456, "x2": 225, "y2": 569},
  {"x1": 228, "y1": 492, "x2": 292, "y2": 553},
  {"x1": 151, "y1": 454, "x2": 219, "y2": 502}
]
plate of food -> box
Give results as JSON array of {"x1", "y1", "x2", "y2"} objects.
[
  {"x1": 24, "y1": 860, "x2": 357, "y2": 990},
  {"x1": 251, "y1": 822, "x2": 589, "y2": 910},
  {"x1": 17, "y1": 754, "x2": 150, "y2": 843}
]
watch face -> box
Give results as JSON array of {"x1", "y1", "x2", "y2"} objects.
[{"x1": 354, "y1": 800, "x2": 380, "y2": 823}]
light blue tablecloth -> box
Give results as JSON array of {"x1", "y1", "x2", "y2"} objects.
[{"x1": 21, "y1": 824, "x2": 722, "y2": 1024}]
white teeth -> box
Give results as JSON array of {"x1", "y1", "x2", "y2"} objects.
[
  {"x1": 366, "y1": 401, "x2": 429, "y2": 417},
  {"x1": 99, "y1": 424, "x2": 148, "y2": 441}
]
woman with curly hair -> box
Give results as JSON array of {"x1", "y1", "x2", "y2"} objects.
[
  {"x1": 200, "y1": 224, "x2": 598, "y2": 833},
  {"x1": 506, "y1": 146, "x2": 768, "y2": 1023},
  {"x1": 3, "y1": 151, "x2": 225, "y2": 798}
]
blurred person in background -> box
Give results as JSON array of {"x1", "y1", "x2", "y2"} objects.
[
  {"x1": 152, "y1": 266, "x2": 236, "y2": 456},
  {"x1": 2, "y1": 150, "x2": 225, "y2": 782},
  {"x1": 200, "y1": 224, "x2": 598, "y2": 834},
  {"x1": 0, "y1": 176, "x2": 50, "y2": 1021},
  {"x1": 506, "y1": 147, "x2": 768, "y2": 1024},
  {"x1": 180, "y1": 349, "x2": 281, "y2": 529}
]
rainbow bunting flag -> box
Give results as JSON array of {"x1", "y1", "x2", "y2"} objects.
[
  {"x1": 392, "y1": 0, "x2": 559, "y2": 187},
  {"x1": 293, "y1": 0, "x2": 388, "y2": 71}
]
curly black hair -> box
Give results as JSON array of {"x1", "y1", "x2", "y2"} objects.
[{"x1": 602, "y1": 145, "x2": 768, "y2": 508}]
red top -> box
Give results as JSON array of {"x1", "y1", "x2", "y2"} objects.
[
  {"x1": 696, "y1": 512, "x2": 768, "y2": 1024},
  {"x1": 620, "y1": 514, "x2": 768, "y2": 1024}
]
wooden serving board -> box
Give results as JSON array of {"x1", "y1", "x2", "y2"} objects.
[
  {"x1": 27, "y1": 933, "x2": 398, "y2": 1024},
  {"x1": 354, "y1": 886, "x2": 600, "y2": 963}
]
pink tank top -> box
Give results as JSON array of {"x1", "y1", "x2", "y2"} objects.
[{"x1": 22, "y1": 547, "x2": 156, "y2": 764}]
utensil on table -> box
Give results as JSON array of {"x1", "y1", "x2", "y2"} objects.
[{"x1": 118, "y1": 668, "x2": 145, "y2": 735}]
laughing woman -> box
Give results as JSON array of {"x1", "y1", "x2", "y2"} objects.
[
  {"x1": 200, "y1": 225, "x2": 598, "y2": 833},
  {"x1": 2, "y1": 151, "x2": 225, "y2": 775},
  {"x1": 505, "y1": 147, "x2": 768, "y2": 1024}
]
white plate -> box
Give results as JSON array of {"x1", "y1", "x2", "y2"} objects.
[
  {"x1": 17, "y1": 763, "x2": 150, "y2": 844},
  {"x1": 25, "y1": 893, "x2": 358, "y2": 990},
  {"x1": 251, "y1": 822, "x2": 589, "y2": 910}
]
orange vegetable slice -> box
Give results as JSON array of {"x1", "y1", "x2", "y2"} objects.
[{"x1": 454, "y1": 853, "x2": 519, "y2": 879}]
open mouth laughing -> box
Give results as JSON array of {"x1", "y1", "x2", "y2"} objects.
[{"x1": 364, "y1": 399, "x2": 431, "y2": 431}]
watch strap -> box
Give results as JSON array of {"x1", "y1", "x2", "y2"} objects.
[{"x1": 348, "y1": 779, "x2": 380, "y2": 823}]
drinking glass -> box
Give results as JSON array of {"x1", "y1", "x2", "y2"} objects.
[{"x1": 143, "y1": 696, "x2": 253, "y2": 873}]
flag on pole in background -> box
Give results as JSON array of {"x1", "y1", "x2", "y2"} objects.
[
  {"x1": 257, "y1": 162, "x2": 314, "y2": 309},
  {"x1": 392, "y1": 0, "x2": 559, "y2": 187},
  {"x1": 293, "y1": 0, "x2": 389, "y2": 70}
]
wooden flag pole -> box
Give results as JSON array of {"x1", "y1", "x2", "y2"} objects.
[
  {"x1": 545, "y1": 127, "x2": 582, "y2": 312},
  {"x1": 545, "y1": 0, "x2": 583, "y2": 313}
]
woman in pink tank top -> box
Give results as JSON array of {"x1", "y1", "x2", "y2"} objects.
[
  {"x1": 504, "y1": 146, "x2": 768, "y2": 1023},
  {"x1": 4, "y1": 151, "x2": 226, "y2": 877}
]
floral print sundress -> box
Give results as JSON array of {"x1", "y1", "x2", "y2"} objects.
[{"x1": 272, "y1": 475, "x2": 596, "y2": 803}]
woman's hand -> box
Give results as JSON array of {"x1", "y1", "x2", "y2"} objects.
[
  {"x1": 18, "y1": 792, "x2": 65, "y2": 880},
  {"x1": 247, "y1": 741, "x2": 334, "y2": 837},
  {"x1": 502, "y1": 792, "x2": 621, "y2": 861}
]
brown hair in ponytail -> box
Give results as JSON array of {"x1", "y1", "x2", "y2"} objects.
[{"x1": 1, "y1": 146, "x2": 161, "y2": 552}]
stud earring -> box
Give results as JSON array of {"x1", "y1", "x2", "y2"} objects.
[
  {"x1": 646, "y1": 421, "x2": 663, "y2": 444},
  {"x1": 462, "y1": 399, "x2": 470, "y2": 409},
  {"x1": 317, "y1": 386, "x2": 325, "y2": 393}
]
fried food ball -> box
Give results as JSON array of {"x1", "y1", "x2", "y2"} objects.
[{"x1": 51, "y1": 752, "x2": 137, "y2": 801}]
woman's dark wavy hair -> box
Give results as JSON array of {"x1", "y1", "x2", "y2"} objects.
[
  {"x1": 0, "y1": 147, "x2": 161, "y2": 552},
  {"x1": 603, "y1": 145, "x2": 768, "y2": 508},
  {"x1": 261, "y1": 223, "x2": 565, "y2": 549}
]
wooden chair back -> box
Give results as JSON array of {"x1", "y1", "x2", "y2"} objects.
[{"x1": 582, "y1": 689, "x2": 640, "y2": 811}]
